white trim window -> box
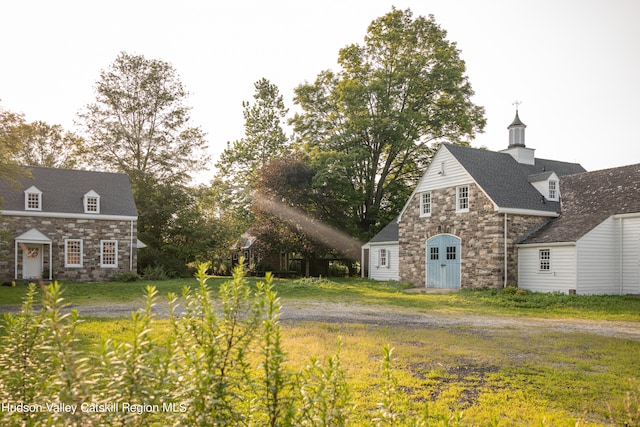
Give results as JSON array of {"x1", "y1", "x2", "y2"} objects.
[
  {"x1": 420, "y1": 192, "x2": 432, "y2": 217},
  {"x1": 24, "y1": 186, "x2": 42, "y2": 211},
  {"x1": 539, "y1": 249, "x2": 551, "y2": 272},
  {"x1": 100, "y1": 240, "x2": 118, "y2": 268},
  {"x1": 378, "y1": 248, "x2": 388, "y2": 268},
  {"x1": 65, "y1": 239, "x2": 83, "y2": 267},
  {"x1": 548, "y1": 180, "x2": 558, "y2": 200},
  {"x1": 84, "y1": 190, "x2": 101, "y2": 213},
  {"x1": 456, "y1": 185, "x2": 469, "y2": 213}
]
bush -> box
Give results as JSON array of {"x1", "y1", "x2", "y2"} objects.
[
  {"x1": 0, "y1": 263, "x2": 359, "y2": 426},
  {"x1": 112, "y1": 272, "x2": 140, "y2": 282},
  {"x1": 142, "y1": 264, "x2": 169, "y2": 281}
]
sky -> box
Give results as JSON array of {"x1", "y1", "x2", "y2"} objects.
[{"x1": 1, "y1": 0, "x2": 639, "y2": 184}]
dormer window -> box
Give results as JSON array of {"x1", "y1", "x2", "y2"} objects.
[
  {"x1": 24, "y1": 186, "x2": 42, "y2": 211},
  {"x1": 84, "y1": 190, "x2": 100, "y2": 214},
  {"x1": 548, "y1": 180, "x2": 558, "y2": 200}
]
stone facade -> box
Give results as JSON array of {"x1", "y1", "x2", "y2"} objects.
[
  {"x1": 399, "y1": 183, "x2": 548, "y2": 289},
  {"x1": 0, "y1": 215, "x2": 137, "y2": 282}
]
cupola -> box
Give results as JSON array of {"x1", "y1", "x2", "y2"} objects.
[
  {"x1": 508, "y1": 110, "x2": 526, "y2": 148},
  {"x1": 500, "y1": 107, "x2": 535, "y2": 165}
]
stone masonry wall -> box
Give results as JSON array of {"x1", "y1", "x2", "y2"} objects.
[
  {"x1": 0, "y1": 215, "x2": 137, "y2": 282},
  {"x1": 399, "y1": 183, "x2": 548, "y2": 289}
]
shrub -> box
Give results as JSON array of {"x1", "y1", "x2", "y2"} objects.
[
  {"x1": 0, "y1": 263, "x2": 360, "y2": 426},
  {"x1": 142, "y1": 264, "x2": 169, "y2": 281},
  {"x1": 112, "y1": 272, "x2": 140, "y2": 282}
]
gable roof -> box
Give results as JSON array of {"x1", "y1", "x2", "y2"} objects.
[
  {"x1": 519, "y1": 163, "x2": 640, "y2": 244},
  {"x1": 366, "y1": 220, "x2": 399, "y2": 245},
  {"x1": 0, "y1": 166, "x2": 137, "y2": 218},
  {"x1": 443, "y1": 143, "x2": 585, "y2": 213}
]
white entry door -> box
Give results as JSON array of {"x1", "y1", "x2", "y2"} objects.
[{"x1": 22, "y1": 244, "x2": 43, "y2": 279}]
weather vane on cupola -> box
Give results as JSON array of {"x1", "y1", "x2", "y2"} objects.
[{"x1": 512, "y1": 100, "x2": 522, "y2": 112}]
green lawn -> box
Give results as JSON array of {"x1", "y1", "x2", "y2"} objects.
[
  {"x1": 2, "y1": 275, "x2": 640, "y2": 425},
  {"x1": 2, "y1": 275, "x2": 639, "y2": 321}
]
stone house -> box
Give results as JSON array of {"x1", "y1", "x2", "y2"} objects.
[
  {"x1": 363, "y1": 111, "x2": 587, "y2": 289},
  {"x1": 0, "y1": 166, "x2": 139, "y2": 282}
]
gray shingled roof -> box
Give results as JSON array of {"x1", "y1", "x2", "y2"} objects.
[
  {"x1": 368, "y1": 220, "x2": 399, "y2": 244},
  {"x1": 0, "y1": 166, "x2": 137, "y2": 217},
  {"x1": 519, "y1": 163, "x2": 640, "y2": 244},
  {"x1": 444, "y1": 144, "x2": 586, "y2": 213}
]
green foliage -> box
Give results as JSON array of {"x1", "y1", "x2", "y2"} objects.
[
  {"x1": 112, "y1": 272, "x2": 141, "y2": 282},
  {"x1": 215, "y1": 77, "x2": 291, "y2": 214},
  {"x1": 0, "y1": 263, "x2": 362, "y2": 426},
  {"x1": 142, "y1": 264, "x2": 170, "y2": 281},
  {"x1": 12, "y1": 120, "x2": 86, "y2": 169},
  {"x1": 292, "y1": 7, "x2": 486, "y2": 237},
  {"x1": 79, "y1": 51, "x2": 208, "y2": 185}
]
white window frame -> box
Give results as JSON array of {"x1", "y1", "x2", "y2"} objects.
[
  {"x1": 24, "y1": 186, "x2": 42, "y2": 211},
  {"x1": 100, "y1": 240, "x2": 118, "y2": 268},
  {"x1": 456, "y1": 185, "x2": 469, "y2": 213},
  {"x1": 64, "y1": 239, "x2": 83, "y2": 267},
  {"x1": 538, "y1": 249, "x2": 551, "y2": 272},
  {"x1": 548, "y1": 180, "x2": 558, "y2": 200},
  {"x1": 378, "y1": 248, "x2": 388, "y2": 268},
  {"x1": 84, "y1": 190, "x2": 101, "y2": 213},
  {"x1": 420, "y1": 192, "x2": 432, "y2": 217}
]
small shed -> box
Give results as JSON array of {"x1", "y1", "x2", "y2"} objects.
[{"x1": 362, "y1": 220, "x2": 399, "y2": 281}]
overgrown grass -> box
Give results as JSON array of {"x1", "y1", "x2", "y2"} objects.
[
  {"x1": 2, "y1": 271, "x2": 640, "y2": 426},
  {"x1": 69, "y1": 315, "x2": 640, "y2": 425}
]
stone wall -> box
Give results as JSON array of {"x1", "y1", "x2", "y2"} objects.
[
  {"x1": 399, "y1": 183, "x2": 548, "y2": 289},
  {"x1": 0, "y1": 215, "x2": 137, "y2": 282}
]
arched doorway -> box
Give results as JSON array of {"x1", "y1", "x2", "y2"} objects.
[{"x1": 426, "y1": 234, "x2": 461, "y2": 288}]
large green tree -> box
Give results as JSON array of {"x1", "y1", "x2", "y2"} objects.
[
  {"x1": 78, "y1": 52, "x2": 209, "y2": 274},
  {"x1": 78, "y1": 51, "x2": 208, "y2": 186},
  {"x1": 291, "y1": 8, "x2": 486, "y2": 238},
  {"x1": 215, "y1": 78, "x2": 290, "y2": 212}
]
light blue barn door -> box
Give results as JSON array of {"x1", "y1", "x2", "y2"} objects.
[{"x1": 426, "y1": 234, "x2": 461, "y2": 288}]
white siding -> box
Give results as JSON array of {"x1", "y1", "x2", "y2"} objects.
[
  {"x1": 576, "y1": 217, "x2": 619, "y2": 295},
  {"x1": 368, "y1": 243, "x2": 399, "y2": 281},
  {"x1": 621, "y1": 216, "x2": 640, "y2": 294},
  {"x1": 414, "y1": 146, "x2": 473, "y2": 193},
  {"x1": 518, "y1": 245, "x2": 576, "y2": 293}
]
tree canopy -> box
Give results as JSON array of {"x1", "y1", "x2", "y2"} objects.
[
  {"x1": 291, "y1": 8, "x2": 486, "y2": 238},
  {"x1": 78, "y1": 51, "x2": 208, "y2": 186},
  {"x1": 0, "y1": 106, "x2": 32, "y2": 194},
  {"x1": 215, "y1": 78, "x2": 290, "y2": 214},
  {"x1": 12, "y1": 120, "x2": 85, "y2": 169}
]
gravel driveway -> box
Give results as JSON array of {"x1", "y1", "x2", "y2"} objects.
[{"x1": 3, "y1": 300, "x2": 638, "y2": 340}]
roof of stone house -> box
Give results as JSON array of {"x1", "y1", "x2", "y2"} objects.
[
  {"x1": 0, "y1": 166, "x2": 137, "y2": 217},
  {"x1": 367, "y1": 220, "x2": 399, "y2": 244},
  {"x1": 519, "y1": 163, "x2": 640, "y2": 244},
  {"x1": 444, "y1": 143, "x2": 586, "y2": 213}
]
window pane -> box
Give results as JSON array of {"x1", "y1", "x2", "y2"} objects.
[
  {"x1": 66, "y1": 240, "x2": 82, "y2": 266},
  {"x1": 102, "y1": 241, "x2": 117, "y2": 266},
  {"x1": 430, "y1": 247, "x2": 439, "y2": 260},
  {"x1": 87, "y1": 197, "x2": 98, "y2": 212},
  {"x1": 457, "y1": 186, "x2": 469, "y2": 210},
  {"x1": 27, "y1": 193, "x2": 40, "y2": 209},
  {"x1": 539, "y1": 249, "x2": 550, "y2": 271},
  {"x1": 446, "y1": 246, "x2": 456, "y2": 260}
]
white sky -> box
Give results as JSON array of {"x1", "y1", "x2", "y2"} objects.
[{"x1": 1, "y1": 0, "x2": 639, "y2": 184}]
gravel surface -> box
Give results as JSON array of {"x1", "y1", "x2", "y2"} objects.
[{"x1": 2, "y1": 300, "x2": 639, "y2": 340}]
